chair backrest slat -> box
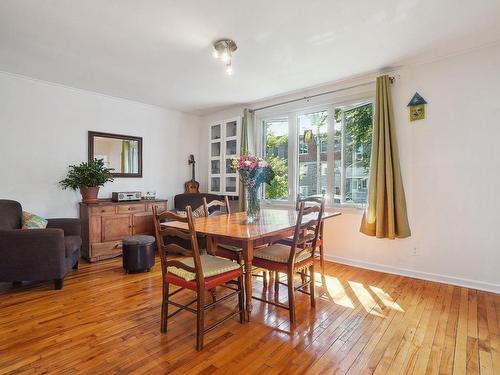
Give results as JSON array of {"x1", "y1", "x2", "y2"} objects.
[
  {"x1": 164, "y1": 243, "x2": 194, "y2": 257},
  {"x1": 161, "y1": 227, "x2": 193, "y2": 241},
  {"x1": 202, "y1": 196, "x2": 231, "y2": 217}
]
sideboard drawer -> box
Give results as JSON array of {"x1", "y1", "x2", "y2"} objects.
[
  {"x1": 91, "y1": 205, "x2": 116, "y2": 215},
  {"x1": 146, "y1": 202, "x2": 167, "y2": 213},
  {"x1": 91, "y1": 241, "x2": 123, "y2": 260},
  {"x1": 117, "y1": 203, "x2": 146, "y2": 214}
]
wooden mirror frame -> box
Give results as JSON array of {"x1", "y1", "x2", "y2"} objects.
[{"x1": 88, "y1": 131, "x2": 143, "y2": 178}]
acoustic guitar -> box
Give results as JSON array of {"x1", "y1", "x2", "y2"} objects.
[{"x1": 184, "y1": 154, "x2": 200, "y2": 193}]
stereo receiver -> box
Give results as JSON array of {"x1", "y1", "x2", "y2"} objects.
[{"x1": 111, "y1": 191, "x2": 142, "y2": 202}]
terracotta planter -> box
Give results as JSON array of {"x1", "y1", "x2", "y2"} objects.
[{"x1": 80, "y1": 187, "x2": 100, "y2": 203}]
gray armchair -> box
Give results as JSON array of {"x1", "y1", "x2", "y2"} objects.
[{"x1": 0, "y1": 200, "x2": 81, "y2": 289}]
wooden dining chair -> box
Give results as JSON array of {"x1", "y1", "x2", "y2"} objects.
[
  {"x1": 202, "y1": 196, "x2": 243, "y2": 263},
  {"x1": 251, "y1": 201, "x2": 324, "y2": 323},
  {"x1": 152, "y1": 205, "x2": 245, "y2": 351},
  {"x1": 277, "y1": 194, "x2": 326, "y2": 276}
]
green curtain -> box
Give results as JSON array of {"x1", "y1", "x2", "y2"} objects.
[
  {"x1": 360, "y1": 75, "x2": 411, "y2": 239},
  {"x1": 238, "y1": 108, "x2": 255, "y2": 212},
  {"x1": 121, "y1": 140, "x2": 130, "y2": 173}
]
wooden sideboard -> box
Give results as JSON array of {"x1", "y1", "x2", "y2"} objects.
[{"x1": 79, "y1": 199, "x2": 167, "y2": 262}]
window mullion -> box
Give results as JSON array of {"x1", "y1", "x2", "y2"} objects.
[
  {"x1": 340, "y1": 109, "x2": 346, "y2": 204},
  {"x1": 326, "y1": 106, "x2": 335, "y2": 205},
  {"x1": 288, "y1": 112, "x2": 297, "y2": 204}
]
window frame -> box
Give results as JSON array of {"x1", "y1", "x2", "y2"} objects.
[{"x1": 256, "y1": 96, "x2": 374, "y2": 208}]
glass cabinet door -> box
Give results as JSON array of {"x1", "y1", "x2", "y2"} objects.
[
  {"x1": 226, "y1": 121, "x2": 237, "y2": 138},
  {"x1": 225, "y1": 176, "x2": 237, "y2": 193},
  {"x1": 223, "y1": 119, "x2": 239, "y2": 195},
  {"x1": 208, "y1": 118, "x2": 240, "y2": 196},
  {"x1": 209, "y1": 123, "x2": 223, "y2": 194}
]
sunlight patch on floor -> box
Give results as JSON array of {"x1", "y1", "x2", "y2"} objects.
[
  {"x1": 315, "y1": 273, "x2": 403, "y2": 316},
  {"x1": 348, "y1": 281, "x2": 385, "y2": 317},
  {"x1": 320, "y1": 275, "x2": 354, "y2": 308},
  {"x1": 369, "y1": 285, "x2": 404, "y2": 312}
]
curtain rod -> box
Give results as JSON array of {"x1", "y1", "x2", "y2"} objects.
[{"x1": 249, "y1": 74, "x2": 397, "y2": 113}]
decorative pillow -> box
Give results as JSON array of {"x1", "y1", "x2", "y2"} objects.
[
  {"x1": 22, "y1": 211, "x2": 48, "y2": 229},
  {"x1": 193, "y1": 205, "x2": 207, "y2": 218},
  {"x1": 175, "y1": 205, "x2": 206, "y2": 219},
  {"x1": 175, "y1": 210, "x2": 187, "y2": 218}
]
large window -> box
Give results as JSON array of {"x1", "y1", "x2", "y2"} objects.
[{"x1": 261, "y1": 100, "x2": 373, "y2": 206}]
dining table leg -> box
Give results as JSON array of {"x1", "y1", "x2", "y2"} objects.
[
  {"x1": 206, "y1": 235, "x2": 216, "y2": 256},
  {"x1": 242, "y1": 239, "x2": 254, "y2": 322}
]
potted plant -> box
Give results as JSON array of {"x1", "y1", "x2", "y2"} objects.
[{"x1": 59, "y1": 159, "x2": 114, "y2": 202}]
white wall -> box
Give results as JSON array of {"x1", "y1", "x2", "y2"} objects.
[
  {"x1": 200, "y1": 44, "x2": 500, "y2": 292},
  {"x1": 0, "y1": 72, "x2": 202, "y2": 217}
]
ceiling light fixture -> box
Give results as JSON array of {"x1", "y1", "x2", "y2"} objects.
[{"x1": 213, "y1": 39, "x2": 237, "y2": 75}]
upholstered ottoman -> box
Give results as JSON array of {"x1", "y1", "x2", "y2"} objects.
[{"x1": 122, "y1": 235, "x2": 156, "y2": 273}]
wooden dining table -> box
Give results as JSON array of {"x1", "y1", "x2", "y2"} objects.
[{"x1": 162, "y1": 208, "x2": 341, "y2": 321}]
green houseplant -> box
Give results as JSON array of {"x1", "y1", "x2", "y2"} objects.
[{"x1": 59, "y1": 159, "x2": 114, "y2": 202}]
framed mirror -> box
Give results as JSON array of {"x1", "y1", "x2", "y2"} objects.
[{"x1": 88, "y1": 131, "x2": 143, "y2": 177}]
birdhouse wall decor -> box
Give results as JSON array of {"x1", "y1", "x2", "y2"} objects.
[
  {"x1": 303, "y1": 129, "x2": 313, "y2": 144},
  {"x1": 407, "y1": 92, "x2": 427, "y2": 121}
]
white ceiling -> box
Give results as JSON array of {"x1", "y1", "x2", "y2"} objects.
[{"x1": 1, "y1": 1, "x2": 500, "y2": 114}]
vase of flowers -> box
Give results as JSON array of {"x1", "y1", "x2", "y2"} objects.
[{"x1": 232, "y1": 155, "x2": 275, "y2": 223}]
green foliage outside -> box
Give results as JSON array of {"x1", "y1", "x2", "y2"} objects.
[
  {"x1": 264, "y1": 128, "x2": 289, "y2": 199},
  {"x1": 336, "y1": 103, "x2": 373, "y2": 170},
  {"x1": 265, "y1": 155, "x2": 288, "y2": 199},
  {"x1": 264, "y1": 103, "x2": 373, "y2": 200}
]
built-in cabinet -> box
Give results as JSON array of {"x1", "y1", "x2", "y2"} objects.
[
  {"x1": 80, "y1": 199, "x2": 167, "y2": 262},
  {"x1": 208, "y1": 117, "x2": 241, "y2": 196}
]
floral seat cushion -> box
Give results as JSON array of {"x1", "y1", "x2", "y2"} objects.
[{"x1": 168, "y1": 254, "x2": 240, "y2": 281}]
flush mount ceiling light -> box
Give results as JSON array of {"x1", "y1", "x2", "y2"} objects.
[{"x1": 212, "y1": 39, "x2": 237, "y2": 75}]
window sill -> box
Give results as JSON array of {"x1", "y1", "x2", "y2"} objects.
[{"x1": 261, "y1": 200, "x2": 365, "y2": 214}]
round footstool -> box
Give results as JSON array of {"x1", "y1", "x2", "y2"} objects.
[{"x1": 122, "y1": 235, "x2": 156, "y2": 273}]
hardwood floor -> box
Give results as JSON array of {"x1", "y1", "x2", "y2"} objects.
[{"x1": 0, "y1": 257, "x2": 498, "y2": 374}]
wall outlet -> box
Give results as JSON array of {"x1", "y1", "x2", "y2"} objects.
[{"x1": 412, "y1": 247, "x2": 419, "y2": 256}]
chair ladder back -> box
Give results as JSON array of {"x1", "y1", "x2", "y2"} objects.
[
  {"x1": 202, "y1": 196, "x2": 231, "y2": 216},
  {"x1": 288, "y1": 199, "x2": 325, "y2": 267},
  {"x1": 152, "y1": 206, "x2": 205, "y2": 285}
]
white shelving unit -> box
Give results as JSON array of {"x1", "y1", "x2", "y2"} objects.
[{"x1": 208, "y1": 117, "x2": 241, "y2": 196}]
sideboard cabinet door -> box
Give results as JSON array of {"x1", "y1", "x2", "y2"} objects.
[
  {"x1": 102, "y1": 215, "x2": 132, "y2": 242},
  {"x1": 132, "y1": 213, "x2": 154, "y2": 235}
]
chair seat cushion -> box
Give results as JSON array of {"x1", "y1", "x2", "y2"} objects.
[
  {"x1": 167, "y1": 254, "x2": 240, "y2": 282},
  {"x1": 254, "y1": 244, "x2": 312, "y2": 264},
  {"x1": 218, "y1": 244, "x2": 242, "y2": 252},
  {"x1": 166, "y1": 268, "x2": 241, "y2": 291},
  {"x1": 64, "y1": 235, "x2": 82, "y2": 257}
]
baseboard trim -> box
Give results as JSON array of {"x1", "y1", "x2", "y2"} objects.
[{"x1": 325, "y1": 255, "x2": 500, "y2": 294}]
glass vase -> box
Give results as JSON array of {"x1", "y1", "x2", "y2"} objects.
[{"x1": 245, "y1": 184, "x2": 261, "y2": 223}]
